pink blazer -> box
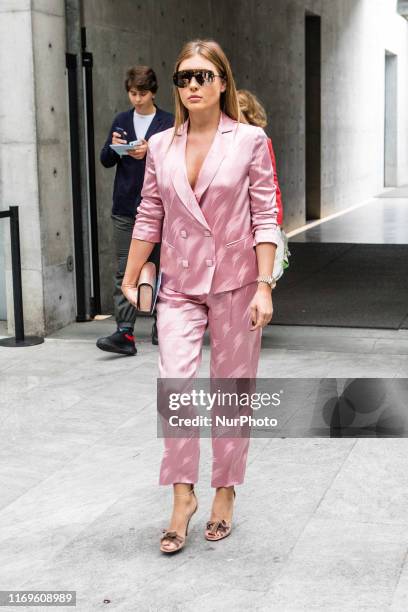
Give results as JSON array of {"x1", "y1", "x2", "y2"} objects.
[{"x1": 132, "y1": 111, "x2": 279, "y2": 295}]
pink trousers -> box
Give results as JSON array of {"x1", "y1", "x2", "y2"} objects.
[{"x1": 155, "y1": 281, "x2": 262, "y2": 487}]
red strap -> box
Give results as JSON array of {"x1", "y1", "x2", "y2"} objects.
[{"x1": 267, "y1": 137, "x2": 283, "y2": 225}]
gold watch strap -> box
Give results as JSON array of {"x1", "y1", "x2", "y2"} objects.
[{"x1": 257, "y1": 275, "x2": 276, "y2": 289}]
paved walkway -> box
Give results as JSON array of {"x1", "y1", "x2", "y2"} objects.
[
  {"x1": 289, "y1": 187, "x2": 408, "y2": 244},
  {"x1": 0, "y1": 318, "x2": 408, "y2": 611}
]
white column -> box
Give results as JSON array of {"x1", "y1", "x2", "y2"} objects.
[{"x1": 0, "y1": 0, "x2": 75, "y2": 336}]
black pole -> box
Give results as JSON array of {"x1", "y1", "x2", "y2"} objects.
[
  {"x1": 66, "y1": 52, "x2": 88, "y2": 322},
  {"x1": 9, "y1": 207, "x2": 24, "y2": 341},
  {"x1": 82, "y1": 33, "x2": 101, "y2": 316},
  {"x1": 0, "y1": 206, "x2": 43, "y2": 347}
]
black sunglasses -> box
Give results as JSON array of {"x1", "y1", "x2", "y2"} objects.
[{"x1": 173, "y1": 69, "x2": 225, "y2": 88}]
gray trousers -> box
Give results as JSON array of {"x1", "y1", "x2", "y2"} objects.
[{"x1": 112, "y1": 214, "x2": 160, "y2": 329}]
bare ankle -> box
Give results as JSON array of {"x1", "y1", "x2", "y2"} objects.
[
  {"x1": 173, "y1": 483, "x2": 194, "y2": 495},
  {"x1": 172, "y1": 484, "x2": 196, "y2": 509},
  {"x1": 216, "y1": 486, "x2": 235, "y2": 497}
]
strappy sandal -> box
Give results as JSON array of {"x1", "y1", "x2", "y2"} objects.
[
  {"x1": 160, "y1": 486, "x2": 198, "y2": 554},
  {"x1": 205, "y1": 487, "x2": 236, "y2": 542}
]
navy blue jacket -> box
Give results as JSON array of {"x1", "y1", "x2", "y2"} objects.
[{"x1": 100, "y1": 106, "x2": 174, "y2": 217}]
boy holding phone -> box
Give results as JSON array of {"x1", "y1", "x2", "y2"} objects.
[{"x1": 97, "y1": 66, "x2": 174, "y2": 356}]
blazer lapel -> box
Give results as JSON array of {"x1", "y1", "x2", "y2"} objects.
[
  {"x1": 170, "y1": 121, "x2": 211, "y2": 230},
  {"x1": 193, "y1": 112, "x2": 237, "y2": 203},
  {"x1": 170, "y1": 112, "x2": 237, "y2": 228}
]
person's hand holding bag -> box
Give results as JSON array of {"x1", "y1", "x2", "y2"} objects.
[
  {"x1": 121, "y1": 239, "x2": 156, "y2": 308},
  {"x1": 123, "y1": 141, "x2": 164, "y2": 310},
  {"x1": 121, "y1": 279, "x2": 138, "y2": 309}
]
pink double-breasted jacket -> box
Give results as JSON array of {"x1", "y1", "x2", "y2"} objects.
[{"x1": 132, "y1": 111, "x2": 279, "y2": 295}]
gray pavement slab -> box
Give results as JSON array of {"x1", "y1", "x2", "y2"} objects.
[{"x1": 0, "y1": 318, "x2": 408, "y2": 610}]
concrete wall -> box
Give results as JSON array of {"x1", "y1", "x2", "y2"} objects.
[
  {"x1": 2, "y1": 0, "x2": 408, "y2": 333},
  {"x1": 0, "y1": 0, "x2": 75, "y2": 336},
  {"x1": 82, "y1": 0, "x2": 408, "y2": 313},
  {"x1": 32, "y1": 0, "x2": 76, "y2": 333},
  {"x1": 222, "y1": 0, "x2": 408, "y2": 219},
  {"x1": 0, "y1": 0, "x2": 44, "y2": 335}
]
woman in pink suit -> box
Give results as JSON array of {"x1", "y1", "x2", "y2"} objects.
[{"x1": 122, "y1": 40, "x2": 279, "y2": 554}]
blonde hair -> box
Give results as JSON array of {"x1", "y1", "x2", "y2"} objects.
[
  {"x1": 237, "y1": 89, "x2": 267, "y2": 128},
  {"x1": 172, "y1": 39, "x2": 241, "y2": 135}
]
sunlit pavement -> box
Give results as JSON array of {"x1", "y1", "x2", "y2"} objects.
[{"x1": 1, "y1": 317, "x2": 408, "y2": 611}]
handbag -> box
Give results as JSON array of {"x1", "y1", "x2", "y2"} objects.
[
  {"x1": 136, "y1": 262, "x2": 157, "y2": 313},
  {"x1": 273, "y1": 227, "x2": 291, "y2": 282}
]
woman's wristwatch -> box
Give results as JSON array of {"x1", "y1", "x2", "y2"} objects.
[{"x1": 257, "y1": 275, "x2": 277, "y2": 290}]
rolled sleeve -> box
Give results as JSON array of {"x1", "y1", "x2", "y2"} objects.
[
  {"x1": 249, "y1": 129, "x2": 280, "y2": 247},
  {"x1": 132, "y1": 145, "x2": 164, "y2": 243}
]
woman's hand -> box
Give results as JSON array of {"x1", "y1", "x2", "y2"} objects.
[
  {"x1": 127, "y1": 139, "x2": 148, "y2": 160},
  {"x1": 120, "y1": 239, "x2": 156, "y2": 309},
  {"x1": 121, "y1": 282, "x2": 139, "y2": 309},
  {"x1": 249, "y1": 285, "x2": 273, "y2": 330}
]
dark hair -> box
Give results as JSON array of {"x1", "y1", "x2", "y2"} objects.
[{"x1": 124, "y1": 66, "x2": 158, "y2": 93}]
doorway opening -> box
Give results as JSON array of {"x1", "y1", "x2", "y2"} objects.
[
  {"x1": 305, "y1": 13, "x2": 321, "y2": 221},
  {"x1": 0, "y1": 227, "x2": 6, "y2": 321},
  {"x1": 384, "y1": 51, "x2": 398, "y2": 187}
]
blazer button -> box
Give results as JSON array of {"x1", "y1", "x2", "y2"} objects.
[
  {"x1": 180, "y1": 230, "x2": 187, "y2": 238},
  {"x1": 204, "y1": 230, "x2": 211, "y2": 236},
  {"x1": 182, "y1": 259, "x2": 189, "y2": 268},
  {"x1": 205, "y1": 259, "x2": 214, "y2": 267}
]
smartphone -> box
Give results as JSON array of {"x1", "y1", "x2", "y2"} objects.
[{"x1": 113, "y1": 126, "x2": 128, "y2": 142}]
